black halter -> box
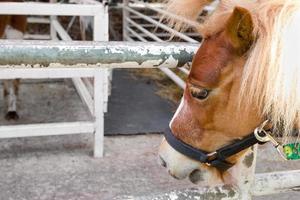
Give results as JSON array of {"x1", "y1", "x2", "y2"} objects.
[{"x1": 164, "y1": 126, "x2": 270, "y2": 171}]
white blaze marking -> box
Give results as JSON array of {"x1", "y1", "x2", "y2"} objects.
[{"x1": 169, "y1": 97, "x2": 185, "y2": 129}]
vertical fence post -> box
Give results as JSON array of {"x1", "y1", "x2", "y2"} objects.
[
  {"x1": 101, "y1": 2, "x2": 110, "y2": 113},
  {"x1": 94, "y1": 3, "x2": 110, "y2": 114},
  {"x1": 93, "y1": 68, "x2": 105, "y2": 157},
  {"x1": 92, "y1": 3, "x2": 109, "y2": 157},
  {"x1": 50, "y1": 0, "x2": 58, "y2": 40}
]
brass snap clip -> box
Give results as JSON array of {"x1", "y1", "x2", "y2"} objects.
[{"x1": 254, "y1": 120, "x2": 287, "y2": 160}]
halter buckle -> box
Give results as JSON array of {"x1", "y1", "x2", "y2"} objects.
[{"x1": 206, "y1": 151, "x2": 217, "y2": 161}]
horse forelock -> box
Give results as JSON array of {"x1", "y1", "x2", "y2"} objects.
[
  {"x1": 237, "y1": 1, "x2": 300, "y2": 143},
  {"x1": 204, "y1": 0, "x2": 300, "y2": 143}
]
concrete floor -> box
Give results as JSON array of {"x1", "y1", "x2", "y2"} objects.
[
  {"x1": 0, "y1": 134, "x2": 299, "y2": 200},
  {"x1": 0, "y1": 133, "x2": 188, "y2": 200},
  {"x1": 0, "y1": 80, "x2": 299, "y2": 199}
]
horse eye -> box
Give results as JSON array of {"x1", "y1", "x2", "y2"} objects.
[{"x1": 191, "y1": 89, "x2": 210, "y2": 100}]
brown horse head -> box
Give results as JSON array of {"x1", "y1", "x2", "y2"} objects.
[
  {"x1": 159, "y1": 0, "x2": 300, "y2": 186},
  {"x1": 159, "y1": 6, "x2": 261, "y2": 186}
]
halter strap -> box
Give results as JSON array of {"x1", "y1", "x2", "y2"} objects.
[{"x1": 164, "y1": 128, "x2": 268, "y2": 171}]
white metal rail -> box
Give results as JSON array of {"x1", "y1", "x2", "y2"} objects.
[
  {"x1": 128, "y1": 169, "x2": 300, "y2": 199},
  {"x1": 0, "y1": 2, "x2": 103, "y2": 16}
]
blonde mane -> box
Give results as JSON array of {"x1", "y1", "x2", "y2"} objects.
[{"x1": 167, "y1": 0, "x2": 300, "y2": 143}]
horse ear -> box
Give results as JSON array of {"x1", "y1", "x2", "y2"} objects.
[{"x1": 226, "y1": 7, "x2": 254, "y2": 54}]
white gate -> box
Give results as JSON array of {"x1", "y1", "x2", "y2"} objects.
[{"x1": 0, "y1": 1, "x2": 108, "y2": 157}]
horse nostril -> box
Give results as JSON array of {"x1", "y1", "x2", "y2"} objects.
[
  {"x1": 159, "y1": 156, "x2": 167, "y2": 168},
  {"x1": 189, "y1": 169, "x2": 203, "y2": 184}
]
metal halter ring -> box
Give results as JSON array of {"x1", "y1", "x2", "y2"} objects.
[{"x1": 254, "y1": 120, "x2": 271, "y2": 143}]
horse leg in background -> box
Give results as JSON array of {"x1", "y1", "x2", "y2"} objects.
[
  {"x1": 3, "y1": 79, "x2": 20, "y2": 120},
  {"x1": 2, "y1": 17, "x2": 26, "y2": 120}
]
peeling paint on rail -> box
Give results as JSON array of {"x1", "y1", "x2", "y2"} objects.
[
  {"x1": 0, "y1": 40, "x2": 198, "y2": 68},
  {"x1": 116, "y1": 186, "x2": 240, "y2": 200}
]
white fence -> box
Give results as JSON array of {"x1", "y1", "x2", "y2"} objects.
[{"x1": 0, "y1": 1, "x2": 108, "y2": 157}]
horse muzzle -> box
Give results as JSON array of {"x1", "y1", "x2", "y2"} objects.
[
  {"x1": 158, "y1": 138, "x2": 202, "y2": 180},
  {"x1": 159, "y1": 138, "x2": 224, "y2": 185}
]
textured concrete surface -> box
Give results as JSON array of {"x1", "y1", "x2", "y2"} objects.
[
  {"x1": 0, "y1": 134, "x2": 299, "y2": 200},
  {"x1": 0, "y1": 80, "x2": 299, "y2": 199},
  {"x1": 0, "y1": 134, "x2": 194, "y2": 200}
]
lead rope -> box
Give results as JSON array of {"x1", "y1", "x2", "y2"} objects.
[{"x1": 254, "y1": 120, "x2": 287, "y2": 160}]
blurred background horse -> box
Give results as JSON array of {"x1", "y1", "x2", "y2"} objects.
[{"x1": 0, "y1": 0, "x2": 27, "y2": 120}]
